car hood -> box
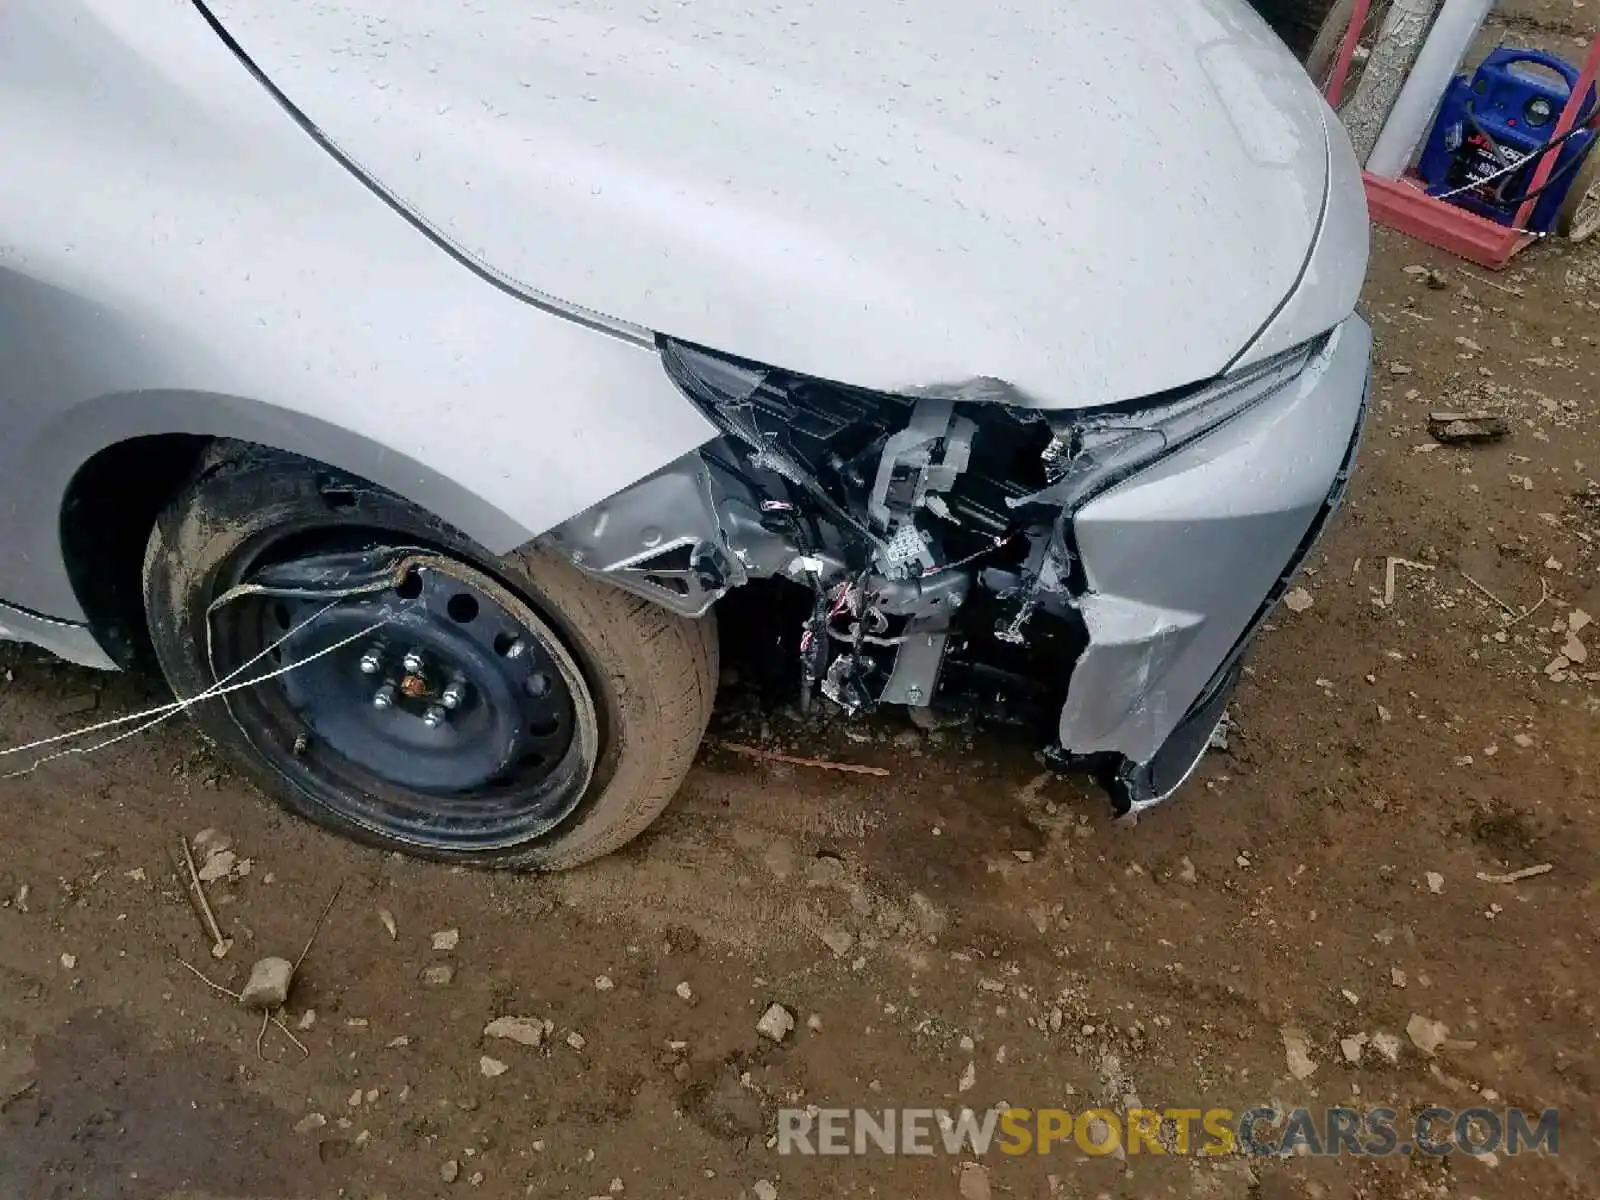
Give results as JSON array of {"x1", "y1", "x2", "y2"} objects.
[{"x1": 206, "y1": 0, "x2": 1332, "y2": 407}]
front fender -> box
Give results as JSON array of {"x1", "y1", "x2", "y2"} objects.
[{"x1": 0, "y1": 0, "x2": 715, "y2": 622}]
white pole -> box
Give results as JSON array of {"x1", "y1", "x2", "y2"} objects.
[
  {"x1": 1366, "y1": 0, "x2": 1498, "y2": 178},
  {"x1": 1343, "y1": 0, "x2": 1447, "y2": 164}
]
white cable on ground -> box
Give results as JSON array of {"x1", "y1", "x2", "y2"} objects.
[
  {"x1": 0, "y1": 602, "x2": 339, "y2": 759},
  {"x1": 0, "y1": 605, "x2": 385, "y2": 780}
]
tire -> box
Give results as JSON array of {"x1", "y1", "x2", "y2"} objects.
[
  {"x1": 1557, "y1": 152, "x2": 1600, "y2": 244},
  {"x1": 142, "y1": 442, "x2": 717, "y2": 870}
]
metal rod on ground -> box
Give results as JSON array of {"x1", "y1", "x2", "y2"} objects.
[
  {"x1": 1367, "y1": 0, "x2": 1496, "y2": 179},
  {"x1": 1343, "y1": 0, "x2": 1446, "y2": 163}
]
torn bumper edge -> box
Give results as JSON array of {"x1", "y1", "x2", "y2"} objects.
[
  {"x1": 1059, "y1": 315, "x2": 1373, "y2": 812},
  {"x1": 0, "y1": 599, "x2": 118, "y2": 670}
]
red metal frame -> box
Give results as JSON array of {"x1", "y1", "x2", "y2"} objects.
[
  {"x1": 1324, "y1": 0, "x2": 1372, "y2": 107},
  {"x1": 1326, "y1": 12, "x2": 1600, "y2": 268}
]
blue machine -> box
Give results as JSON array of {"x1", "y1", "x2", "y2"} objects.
[{"x1": 1417, "y1": 48, "x2": 1599, "y2": 231}]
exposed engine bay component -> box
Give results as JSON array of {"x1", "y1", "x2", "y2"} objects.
[
  {"x1": 542, "y1": 453, "x2": 747, "y2": 617},
  {"x1": 550, "y1": 325, "x2": 1365, "y2": 817},
  {"x1": 866, "y1": 397, "x2": 976, "y2": 576}
]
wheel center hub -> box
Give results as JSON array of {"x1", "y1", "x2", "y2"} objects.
[{"x1": 255, "y1": 556, "x2": 582, "y2": 794}]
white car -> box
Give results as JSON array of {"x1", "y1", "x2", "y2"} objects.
[{"x1": 0, "y1": 0, "x2": 1369, "y2": 867}]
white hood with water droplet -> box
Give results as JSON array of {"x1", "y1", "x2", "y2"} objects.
[{"x1": 208, "y1": 0, "x2": 1347, "y2": 406}]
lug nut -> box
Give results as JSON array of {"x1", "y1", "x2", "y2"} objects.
[
  {"x1": 440, "y1": 679, "x2": 467, "y2": 710},
  {"x1": 422, "y1": 704, "x2": 449, "y2": 729},
  {"x1": 358, "y1": 646, "x2": 384, "y2": 675},
  {"x1": 371, "y1": 683, "x2": 397, "y2": 710},
  {"x1": 401, "y1": 649, "x2": 426, "y2": 674}
]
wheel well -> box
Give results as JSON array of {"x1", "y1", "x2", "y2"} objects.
[{"x1": 61, "y1": 434, "x2": 213, "y2": 667}]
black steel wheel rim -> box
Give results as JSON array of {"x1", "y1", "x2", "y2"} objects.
[{"x1": 208, "y1": 544, "x2": 600, "y2": 852}]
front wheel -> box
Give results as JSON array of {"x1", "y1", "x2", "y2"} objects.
[{"x1": 142, "y1": 444, "x2": 717, "y2": 870}]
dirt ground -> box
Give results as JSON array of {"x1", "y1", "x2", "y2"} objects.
[{"x1": 5, "y1": 23, "x2": 1600, "y2": 1200}]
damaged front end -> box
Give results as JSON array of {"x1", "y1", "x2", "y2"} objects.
[{"x1": 544, "y1": 321, "x2": 1371, "y2": 815}]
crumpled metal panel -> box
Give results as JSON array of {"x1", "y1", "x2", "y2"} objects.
[{"x1": 1059, "y1": 317, "x2": 1372, "y2": 765}]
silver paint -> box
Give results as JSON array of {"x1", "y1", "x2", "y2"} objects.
[
  {"x1": 0, "y1": 0, "x2": 1374, "y2": 814},
  {"x1": 204, "y1": 0, "x2": 1337, "y2": 406},
  {"x1": 0, "y1": 0, "x2": 716, "y2": 621},
  {"x1": 1059, "y1": 317, "x2": 1372, "y2": 763}
]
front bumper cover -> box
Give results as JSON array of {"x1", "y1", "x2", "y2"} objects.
[{"x1": 1059, "y1": 315, "x2": 1373, "y2": 811}]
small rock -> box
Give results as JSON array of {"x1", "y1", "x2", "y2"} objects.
[
  {"x1": 1281, "y1": 1026, "x2": 1317, "y2": 1080},
  {"x1": 193, "y1": 828, "x2": 231, "y2": 856},
  {"x1": 59, "y1": 952, "x2": 76, "y2": 970},
  {"x1": 566, "y1": 1031, "x2": 587, "y2": 1051},
  {"x1": 815, "y1": 926, "x2": 855, "y2": 957},
  {"x1": 386, "y1": 1035, "x2": 410, "y2": 1048},
  {"x1": 1428, "y1": 412, "x2": 1508, "y2": 444},
  {"x1": 1371, "y1": 1032, "x2": 1402, "y2": 1064},
  {"x1": 1177, "y1": 856, "x2": 1197, "y2": 884},
  {"x1": 240, "y1": 956, "x2": 294, "y2": 1011},
  {"x1": 958, "y1": 1061, "x2": 976, "y2": 1092},
  {"x1": 1425, "y1": 872, "x2": 1445, "y2": 894},
  {"x1": 1402, "y1": 264, "x2": 1449, "y2": 289},
  {"x1": 294, "y1": 1112, "x2": 327, "y2": 1134},
  {"x1": 378, "y1": 908, "x2": 397, "y2": 940},
  {"x1": 479, "y1": 1056, "x2": 508, "y2": 1078},
  {"x1": 1513, "y1": 732, "x2": 1535, "y2": 748},
  {"x1": 431, "y1": 929, "x2": 459, "y2": 951},
  {"x1": 806, "y1": 1013, "x2": 824, "y2": 1033},
  {"x1": 752, "y1": 1182, "x2": 779, "y2": 1200},
  {"x1": 440, "y1": 1159, "x2": 460, "y2": 1183},
  {"x1": 1340, "y1": 1034, "x2": 1368, "y2": 1064},
  {"x1": 1010, "y1": 849, "x2": 1034, "y2": 863},
  {"x1": 297, "y1": 1009, "x2": 317, "y2": 1030},
  {"x1": 594, "y1": 975, "x2": 614, "y2": 991},
  {"x1": 957, "y1": 1161, "x2": 992, "y2": 1200},
  {"x1": 1407, "y1": 1014, "x2": 1449, "y2": 1056},
  {"x1": 483, "y1": 1016, "x2": 545, "y2": 1047},
  {"x1": 1569, "y1": 608, "x2": 1592, "y2": 634},
  {"x1": 422, "y1": 964, "x2": 454, "y2": 986},
  {"x1": 1562, "y1": 634, "x2": 1588, "y2": 665},
  {"x1": 1283, "y1": 587, "x2": 1315, "y2": 613},
  {"x1": 196, "y1": 849, "x2": 236, "y2": 883},
  {"x1": 756, "y1": 1003, "x2": 796, "y2": 1043},
  {"x1": 675, "y1": 981, "x2": 694, "y2": 1002},
  {"x1": 1392, "y1": 967, "x2": 1408, "y2": 989}
]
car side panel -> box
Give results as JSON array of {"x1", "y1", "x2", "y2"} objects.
[{"x1": 0, "y1": 0, "x2": 715, "y2": 623}]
